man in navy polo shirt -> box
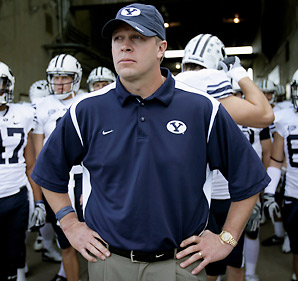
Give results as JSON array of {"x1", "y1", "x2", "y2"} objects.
[{"x1": 32, "y1": 3, "x2": 270, "y2": 281}]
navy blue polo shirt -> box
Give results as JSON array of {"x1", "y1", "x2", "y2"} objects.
[{"x1": 32, "y1": 68, "x2": 270, "y2": 252}]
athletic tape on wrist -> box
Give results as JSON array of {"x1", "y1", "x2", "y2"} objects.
[
  {"x1": 264, "y1": 166, "x2": 281, "y2": 194},
  {"x1": 55, "y1": 205, "x2": 75, "y2": 221},
  {"x1": 228, "y1": 67, "x2": 248, "y2": 82},
  {"x1": 35, "y1": 200, "x2": 44, "y2": 206}
]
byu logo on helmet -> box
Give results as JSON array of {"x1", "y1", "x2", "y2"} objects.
[
  {"x1": 166, "y1": 120, "x2": 187, "y2": 134},
  {"x1": 121, "y1": 7, "x2": 141, "y2": 16}
]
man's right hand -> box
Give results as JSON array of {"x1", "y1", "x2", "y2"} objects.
[
  {"x1": 61, "y1": 214, "x2": 111, "y2": 262},
  {"x1": 218, "y1": 56, "x2": 248, "y2": 82}
]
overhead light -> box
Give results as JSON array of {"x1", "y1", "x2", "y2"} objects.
[
  {"x1": 175, "y1": 63, "x2": 181, "y2": 70},
  {"x1": 225, "y1": 46, "x2": 253, "y2": 55},
  {"x1": 222, "y1": 13, "x2": 244, "y2": 24},
  {"x1": 164, "y1": 22, "x2": 181, "y2": 28},
  {"x1": 164, "y1": 46, "x2": 253, "y2": 59},
  {"x1": 233, "y1": 14, "x2": 240, "y2": 23},
  {"x1": 164, "y1": 50, "x2": 184, "y2": 58}
]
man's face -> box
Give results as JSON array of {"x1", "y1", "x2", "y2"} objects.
[
  {"x1": 93, "y1": 81, "x2": 110, "y2": 91},
  {"x1": 52, "y1": 75, "x2": 73, "y2": 95},
  {"x1": 111, "y1": 23, "x2": 165, "y2": 82}
]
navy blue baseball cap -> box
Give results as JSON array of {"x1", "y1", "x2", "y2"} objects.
[{"x1": 101, "y1": 3, "x2": 166, "y2": 40}]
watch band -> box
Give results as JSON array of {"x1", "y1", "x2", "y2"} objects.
[{"x1": 219, "y1": 230, "x2": 238, "y2": 247}]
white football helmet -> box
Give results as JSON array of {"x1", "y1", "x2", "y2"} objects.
[
  {"x1": 257, "y1": 79, "x2": 276, "y2": 104},
  {"x1": 275, "y1": 84, "x2": 286, "y2": 102},
  {"x1": 46, "y1": 54, "x2": 82, "y2": 100},
  {"x1": 29, "y1": 80, "x2": 50, "y2": 102},
  {"x1": 182, "y1": 34, "x2": 227, "y2": 70},
  {"x1": 0, "y1": 62, "x2": 15, "y2": 105},
  {"x1": 291, "y1": 69, "x2": 298, "y2": 111},
  {"x1": 87, "y1": 67, "x2": 116, "y2": 92}
]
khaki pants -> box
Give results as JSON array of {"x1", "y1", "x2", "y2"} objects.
[{"x1": 88, "y1": 253, "x2": 208, "y2": 281}]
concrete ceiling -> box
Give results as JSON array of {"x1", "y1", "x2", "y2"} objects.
[{"x1": 56, "y1": 0, "x2": 295, "y2": 74}]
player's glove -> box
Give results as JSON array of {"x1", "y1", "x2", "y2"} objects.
[
  {"x1": 263, "y1": 193, "x2": 282, "y2": 223},
  {"x1": 245, "y1": 201, "x2": 261, "y2": 239},
  {"x1": 29, "y1": 200, "x2": 46, "y2": 231},
  {"x1": 217, "y1": 56, "x2": 248, "y2": 82}
]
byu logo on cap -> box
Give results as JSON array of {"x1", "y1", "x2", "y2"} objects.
[
  {"x1": 166, "y1": 120, "x2": 187, "y2": 134},
  {"x1": 121, "y1": 7, "x2": 141, "y2": 16}
]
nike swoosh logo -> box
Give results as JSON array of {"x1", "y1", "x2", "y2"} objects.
[
  {"x1": 155, "y1": 254, "x2": 164, "y2": 258},
  {"x1": 102, "y1": 130, "x2": 114, "y2": 135}
]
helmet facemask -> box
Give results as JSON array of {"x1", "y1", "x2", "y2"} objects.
[
  {"x1": 0, "y1": 77, "x2": 13, "y2": 105},
  {"x1": 291, "y1": 81, "x2": 298, "y2": 112},
  {"x1": 46, "y1": 54, "x2": 82, "y2": 100},
  {"x1": 47, "y1": 73, "x2": 78, "y2": 100}
]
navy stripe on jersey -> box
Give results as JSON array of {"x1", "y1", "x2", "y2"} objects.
[{"x1": 207, "y1": 80, "x2": 233, "y2": 99}]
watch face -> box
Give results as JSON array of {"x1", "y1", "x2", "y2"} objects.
[{"x1": 222, "y1": 232, "x2": 231, "y2": 241}]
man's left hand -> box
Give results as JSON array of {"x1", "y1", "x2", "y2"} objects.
[{"x1": 176, "y1": 230, "x2": 233, "y2": 275}]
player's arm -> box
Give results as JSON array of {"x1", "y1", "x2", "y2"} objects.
[
  {"x1": 264, "y1": 131, "x2": 284, "y2": 194},
  {"x1": 260, "y1": 127, "x2": 272, "y2": 169},
  {"x1": 263, "y1": 132, "x2": 284, "y2": 223},
  {"x1": 32, "y1": 133, "x2": 45, "y2": 158},
  {"x1": 25, "y1": 130, "x2": 46, "y2": 230},
  {"x1": 218, "y1": 56, "x2": 274, "y2": 128},
  {"x1": 268, "y1": 132, "x2": 284, "y2": 169},
  {"x1": 25, "y1": 131, "x2": 43, "y2": 201}
]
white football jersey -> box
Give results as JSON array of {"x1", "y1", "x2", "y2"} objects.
[
  {"x1": 275, "y1": 108, "x2": 298, "y2": 199},
  {"x1": 175, "y1": 69, "x2": 233, "y2": 100},
  {"x1": 274, "y1": 100, "x2": 293, "y2": 112},
  {"x1": 0, "y1": 103, "x2": 36, "y2": 198},
  {"x1": 33, "y1": 94, "x2": 84, "y2": 208},
  {"x1": 239, "y1": 126, "x2": 263, "y2": 158},
  {"x1": 212, "y1": 126, "x2": 264, "y2": 199},
  {"x1": 34, "y1": 95, "x2": 81, "y2": 143},
  {"x1": 175, "y1": 70, "x2": 236, "y2": 200},
  {"x1": 270, "y1": 101, "x2": 293, "y2": 136}
]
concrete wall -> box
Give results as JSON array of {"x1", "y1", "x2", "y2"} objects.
[
  {"x1": 0, "y1": 0, "x2": 59, "y2": 101},
  {"x1": 1, "y1": 0, "x2": 297, "y2": 101},
  {"x1": 253, "y1": 0, "x2": 298, "y2": 88}
]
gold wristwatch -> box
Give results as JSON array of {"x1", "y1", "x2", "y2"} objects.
[{"x1": 219, "y1": 231, "x2": 238, "y2": 247}]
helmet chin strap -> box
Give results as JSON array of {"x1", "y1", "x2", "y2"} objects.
[{"x1": 55, "y1": 91, "x2": 75, "y2": 100}]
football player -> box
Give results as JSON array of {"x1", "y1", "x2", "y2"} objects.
[
  {"x1": 29, "y1": 79, "x2": 50, "y2": 104},
  {"x1": 28, "y1": 79, "x2": 62, "y2": 261},
  {"x1": 87, "y1": 66, "x2": 116, "y2": 92},
  {"x1": 175, "y1": 33, "x2": 274, "y2": 128},
  {"x1": 258, "y1": 80, "x2": 287, "y2": 250},
  {"x1": 263, "y1": 69, "x2": 298, "y2": 281},
  {"x1": 258, "y1": 79, "x2": 277, "y2": 106},
  {"x1": 233, "y1": 82, "x2": 271, "y2": 281},
  {"x1": 32, "y1": 54, "x2": 84, "y2": 281},
  {"x1": 175, "y1": 34, "x2": 274, "y2": 281},
  {"x1": 0, "y1": 62, "x2": 44, "y2": 281}
]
